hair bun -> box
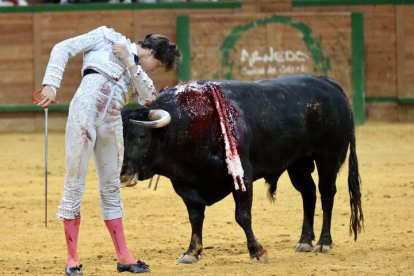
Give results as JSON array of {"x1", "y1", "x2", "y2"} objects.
[{"x1": 169, "y1": 43, "x2": 180, "y2": 57}]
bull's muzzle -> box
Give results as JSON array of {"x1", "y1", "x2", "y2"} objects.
[
  {"x1": 120, "y1": 173, "x2": 139, "y2": 188},
  {"x1": 129, "y1": 109, "x2": 171, "y2": 128},
  {"x1": 120, "y1": 173, "x2": 160, "y2": 191}
]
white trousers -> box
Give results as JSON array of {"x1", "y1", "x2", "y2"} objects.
[{"x1": 57, "y1": 74, "x2": 126, "y2": 220}]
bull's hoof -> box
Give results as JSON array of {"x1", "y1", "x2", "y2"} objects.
[
  {"x1": 313, "y1": 244, "x2": 332, "y2": 253},
  {"x1": 178, "y1": 254, "x2": 200, "y2": 264},
  {"x1": 251, "y1": 252, "x2": 269, "y2": 263},
  {"x1": 295, "y1": 243, "x2": 313, "y2": 252}
]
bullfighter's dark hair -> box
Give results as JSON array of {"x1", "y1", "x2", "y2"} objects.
[{"x1": 138, "y1": 34, "x2": 180, "y2": 72}]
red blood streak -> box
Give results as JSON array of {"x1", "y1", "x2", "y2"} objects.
[
  {"x1": 208, "y1": 83, "x2": 246, "y2": 190},
  {"x1": 209, "y1": 84, "x2": 239, "y2": 159}
]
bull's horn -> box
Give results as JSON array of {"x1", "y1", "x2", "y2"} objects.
[{"x1": 130, "y1": 109, "x2": 171, "y2": 128}]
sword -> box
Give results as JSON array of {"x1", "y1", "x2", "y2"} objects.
[{"x1": 33, "y1": 89, "x2": 48, "y2": 228}]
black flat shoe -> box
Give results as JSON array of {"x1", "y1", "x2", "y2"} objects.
[
  {"x1": 117, "y1": 260, "x2": 150, "y2": 273},
  {"x1": 65, "y1": 264, "x2": 83, "y2": 276}
]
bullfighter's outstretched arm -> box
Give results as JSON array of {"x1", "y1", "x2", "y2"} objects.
[
  {"x1": 127, "y1": 64, "x2": 158, "y2": 106},
  {"x1": 42, "y1": 26, "x2": 113, "y2": 89}
]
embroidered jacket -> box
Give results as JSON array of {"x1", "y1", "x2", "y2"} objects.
[{"x1": 42, "y1": 26, "x2": 157, "y2": 105}]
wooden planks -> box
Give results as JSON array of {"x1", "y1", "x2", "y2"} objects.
[
  {"x1": 294, "y1": 4, "x2": 397, "y2": 99},
  {"x1": 135, "y1": 8, "x2": 240, "y2": 89},
  {"x1": 258, "y1": 0, "x2": 293, "y2": 12},
  {"x1": 363, "y1": 5, "x2": 397, "y2": 98},
  {"x1": 1, "y1": 2, "x2": 413, "y2": 123},
  {"x1": 241, "y1": 0, "x2": 293, "y2": 13},
  {"x1": 398, "y1": 5, "x2": 414, "y2": 98},
  {"x1": 0, "y1": 14, "x2": 34, "y2": 106},
  {"x1": 0, "y1": 7, "x2": 240, "y2": 109}
]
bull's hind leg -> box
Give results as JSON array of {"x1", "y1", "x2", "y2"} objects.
[
  {"x1": 178, "y1": 200, "x2": 205, "y2": 264},
  {"x1": 314, "y1": 156, "x2": 340, "y2": 253},
  {"x1": 232, "y1": 179, "x2": 268, "y2": 263},
  {"x1": 287, "y1": 157, "x2": 316, "y2": 252}
]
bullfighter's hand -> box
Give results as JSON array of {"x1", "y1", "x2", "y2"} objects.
[
  {"x1": 37, "y1": 86, "x2": 57, "y2": 108},
  {"x1": 112, "y1": 44, "x2": 134, "y2": 67}
]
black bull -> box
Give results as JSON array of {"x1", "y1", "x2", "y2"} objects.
[{"x1": 120, "y1": 74, "x2": 364, "y2": 263}]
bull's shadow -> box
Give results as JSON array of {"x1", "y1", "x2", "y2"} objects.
[{"x1": 121, "y1": 74, "x2": 364, "y2": 263}]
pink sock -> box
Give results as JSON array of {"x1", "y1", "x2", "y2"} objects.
[
  {"x1": 105, "y1": 218, "x2": 137, "y2": 264},
  {"x1": 64, "y1": 218, "x2": 81, "y2": 267}
]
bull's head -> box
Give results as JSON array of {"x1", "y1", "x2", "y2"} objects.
[{"x1": 120, "y1": 108, "x2": 171, "y2": 187}]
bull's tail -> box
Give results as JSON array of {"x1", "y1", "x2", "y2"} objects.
[{"x1": 348, "y1": 127, "x2": 364, "y2": 240}]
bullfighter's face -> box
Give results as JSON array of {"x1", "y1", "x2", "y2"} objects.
[{"x1": 140, "y1": 49, "x2": 163, "y2": 74}]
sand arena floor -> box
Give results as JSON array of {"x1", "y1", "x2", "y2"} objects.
[{"x1": 0, "y1": 122, "x2": 413, "y2": 275}]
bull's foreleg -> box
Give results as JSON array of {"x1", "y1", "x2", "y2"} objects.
[
  {"x1": 232, "y1": 182, "x2": 268, "y2": 263},
  {"x1": 178, "y1": 200, "x2": 205, "y2": 264}
]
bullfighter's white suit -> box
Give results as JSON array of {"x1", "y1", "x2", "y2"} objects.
[{"x1": 42, "y1": 26, "x2": 156, "y2": 220}]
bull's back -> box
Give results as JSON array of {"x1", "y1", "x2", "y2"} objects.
[
  {"x1": 221, "y1": 75, "x2": 353, "y2": 173},
  {"x1": 222, "y1": 75, "x2": 350, "y2": 118}
]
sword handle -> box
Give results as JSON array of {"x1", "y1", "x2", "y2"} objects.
[{"x1": 33, "y1": 88, "x2": 43, "y2": 104}]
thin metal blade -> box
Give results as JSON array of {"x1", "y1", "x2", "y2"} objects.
[{"x1": 44, "y1": 108, "x2": 48, "y2": 228}]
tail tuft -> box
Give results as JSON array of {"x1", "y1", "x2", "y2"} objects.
[{"x1": 348, "y1": 128, "x2": 364, "y2": 240}]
